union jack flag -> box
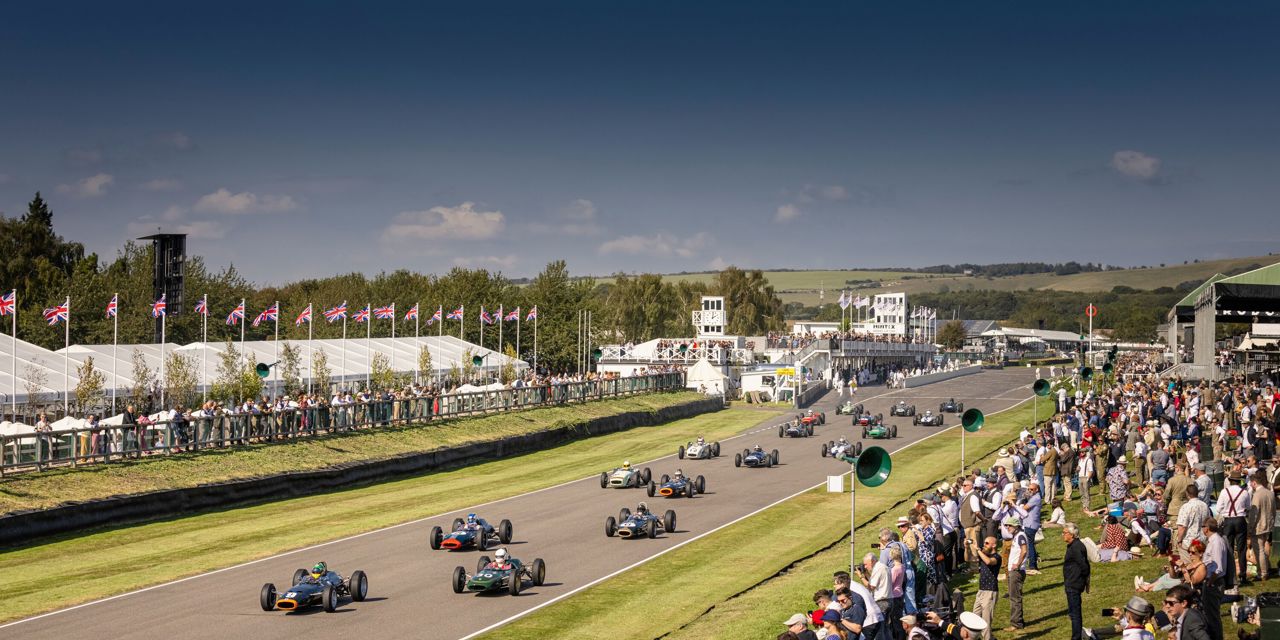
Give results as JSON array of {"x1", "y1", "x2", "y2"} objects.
[
  {"x1": 428, "y1": 305, "x2": 443, "y2": 325},
  {"x1": 353, "y1": 305, "x2": 371, "y2": 323},
  {"x1": 296, "y1": 304, "x2": 312, "y2": 326},
  {"x1": 152, "y1": 294, "x2": 167, "y2": 318},
  {"x1": 324, "y1": 301, "x2": 348, "y2": 323},
  {"x1": 526, "y1": 306, "x2": 538, "y2": 321},
  {"x1": 227, "y1": 300, "x2": 246, "y2": 326},
  {"x1": 504, "y1": 307, "x2": 520, "y2": 322},
  {"x1": 447, "y1": 305, "x2": 464, "y2": 321},
  {"x1": 374, "y1": 304, "x2": 395, "y2": 320},
  {"x1": 43, "y1": 298, "x2": 69, "y2": 325},
  {"x1": 480, "y1": 307, "x2": 495, "y2": 325},
  {"x1": 106, "y1": 293, "x2": 118, "y2": 318},
  {"x1": 194, "y1": 295, "x2": 208, "y2": 316},
  {"x1": 404, "y1": 304, "x2": 419, "y2": 321},
  {"x1": 252, "y1": 303, "x2": 279, "y2": 327},
  {"x1": 0, "y1": 290, "x2": 14, "y2": 317}
]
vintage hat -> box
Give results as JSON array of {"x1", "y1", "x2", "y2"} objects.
[
  {"x1": 1124, "y1": 595, "x2": 1155, "y2": 618},
  {"x1": 1002, "y1": 516, "x2": 1022, "y2": 528},
  {"x1": 998, "y1": 448, "x2": 1010, "y2": 457},
  {"x1": 1118, "y1": 455, "x2": 1127, "y2": 464},
  {"x1": 784, "y1": 613, "x2": 808, "y2": 626},
  {"x1": 959, "y1": 611, "x2": 989, "y2": 632},
  {"x1": 896, "y1": 516, "x2": 911, "y2": 527}
]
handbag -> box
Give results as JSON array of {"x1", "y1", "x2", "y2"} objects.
[{"x1": 1034, "y1": 529, "x2": 1045, "y2": 543}]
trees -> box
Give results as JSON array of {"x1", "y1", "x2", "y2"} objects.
[
  {"x1": 279, "y1": 342, "x2": 303, "y2": 396},
  {"x1": 130, "y1": 350, "x2": 156, "y2": 411},
  {"x1": 164, "y1": 352, "x2": 199, "y2": 409},
  {"x1": 710, "y1": 267, "x2": 785, "y2": 335},
  {"x1": 23, "y1": 360, "x2": 50, "y2": 410},
  {"x1": 369, "y1": 352, "x2": 395, "y2": 391},
  {"x1": 74, "y1": 356, "x2": 106, "y2": 414},
  {"x1": 417, "y1": 344, "x2": 432, "y2": 383},
  {"x1": 500, "y1": 344, "x2": 518, "y2": 384},
  {"x1": 522, "y1": 260, "x2": 596, "y2": 372},
  {"x1": 937, "y1": 320, "x2": 968, "y2": 351},
  {"x1": 312, "y1": 348, "x2": 331, "y2": 396},
  {"x1": 212, "y1": 342, "x2": 261, "y2": 404}
]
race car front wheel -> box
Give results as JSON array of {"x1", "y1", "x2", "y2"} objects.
[
  {"x1": 323, "y1": 585, "x2": 338, "y2": 612},
  {"x1": 350, "y1": 570, "x2": 368, "y2": 601},
  {"x1": 532, "y1": 558, "x2": 546, "y2": 586},
  {"x1": 452, "y1": 566, "x2": 466, "y2": 594},
  {"x1": 259, "y1": 583, "x2": 277, "y2": 611}
]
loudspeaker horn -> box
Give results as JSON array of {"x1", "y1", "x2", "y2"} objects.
[
  {"x1": 961, "y1": 408, "x2": 984, "y2": 433},
  {"x1": 1032, "y1": 379, "x2": 1051, "y2": 397},
  {"x1": 255, "y1": 362, "x2": 271, "y2": 378},
  {"x1": 1079, "y1": 366, "x2": 1093, "y2": 381},
  {"x1": 855, "y1": 446, "x2": 892, "y2": 487},
  {"x1": 1102, "y1": 362, "x2": 1114, "y2": 375}
]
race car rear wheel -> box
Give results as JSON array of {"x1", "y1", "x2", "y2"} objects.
[
  {"x1": 429, "y1": 526, "x2": 443, "y2": 550},
  {"x1": 938, "y1": 416, "x2": 944, "y2": 425},
  {"x1": 712, "y1": 442, "x2": 720, "y2": 457},
  {"x1": 664, "y1": 510, "x2": 677, "y2": 532},
  {"x1": 647, "y1": 519, "x2": 658, "y2": 538},
  {"x1": 259, "y1": 583, "x2": 277, "y2": 611},
  {"x1": 452, "y1": 566, "x2": 466, "y2": 594},
  {"x1": 641, "y1": 468, "x2": 652, "y2": 484},
  {"x1": 532, "y1": 558, "x2": 546, "y2": 586},
  {"x1": 696, "y1": 475, "x2": 706, "y2": 494},
  {"x1": 477, "y1": 530, "x2": 489, "y2": 551},
  {"x1": 292, "y1": 568, "x2": 308, "y2": 586},
  {"x1": 605, "y1": 516, "x2": 617, "y2": 537},
  {"x1": 660, "y1": 474, "x2": 670, "y2": 484},
  {"x1": 619, "y1": 507, "x2": 632, "y2": 522},
  {"x1": 734, "y1": 453, "x2": 742, "y2": 467},
  {"x1": 599, "y1": 472, "x2": 608, "y2": 488},
  {"x1": 913, "y1": 416, "x2": 919, "y2": 425},
  {"x1": 677, "y1": 445, "x2": 685, "y2": 459},
  {"x1": 862, "y1": 427, "x2": 868, "y2": 439},
  {"x1": 771, "y1": 449, "x2": 780, "y2": 466},
  {"x1": 452, "y1": 517, "x2": 465, "y2": 531},
  {"x1": 350, "y1": 570, "x2": 368, "y2": 601},
  {"x1": 890, "y1": 425, "x2": 898, "y2": 438},
  {"x1": 806, "y1": 425, "x2": 813, "y2": 437},
  {"x1": 477, "y1": 556, "x2": 491, "y2": 573},
  {"x1": 686, "y1": 481, "x2": 695, "y2": 497},
  {"x1": 778, "y1": 426, "x2": 784, "y2": 438},
  {"x1": 647, "y1": 481, "x2": 656, "y2": 497},
  {"x1": 855, "y1": 442, "x2": 864, "y2": 457},
  {"x1": 821, "y1": 443, "x2": 829, "y2": 457},
  {"x1": 499, "y1": 519, "x2": 513, "y2": 544},
  {"x1": 323, "y1": 585, "x2": 338, "y2": 612},
  {"x1": 958, "y1": 403, "x2": 964, "y2": 413}
]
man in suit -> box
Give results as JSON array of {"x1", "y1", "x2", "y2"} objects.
[
  {"x1": 1250, "y1": 471, "x2": 1276, "y2": 580},
  {"x1": 1164, "y1": 584, "x2": 1211, "y2": 640},
  {"x1": 1062, "y1": 523, "x2": 1091, "y2": 640}
]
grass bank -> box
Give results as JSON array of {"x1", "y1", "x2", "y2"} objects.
[
  {"x1": 0, "y1": 391, "x2": 703, "y2": 514},
  {"x1": 0, "y1": 404, "x2": 780, "y2": 623},
  {"x1": 482, "y1": 398, "x2": 1047, "y2": 640}
]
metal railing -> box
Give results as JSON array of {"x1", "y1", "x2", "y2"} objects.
[
  {"x1": 599, "y1": 344, "x2": 753, "y2": 365},
  {"x1": 0, "y1": 373, "x2": 686, "y2": 474},
  {"x1": 833, "y1": 340, "x2": 936, "y2": 355}
]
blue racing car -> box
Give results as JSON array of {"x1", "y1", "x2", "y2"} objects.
[
  {"x1": 430, "y1": 514, "x2": 513, "y2": 551},
  {"x1": 734, "y1": 445, "x2": 780, "y2": 468},
  {"x1": 647, "y1": 471, "x2": 706, "y2": 498}
]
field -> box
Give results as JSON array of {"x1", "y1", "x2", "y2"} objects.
[{"x1": 614, "y1": 255, "x2": 1276, "y2": 306}]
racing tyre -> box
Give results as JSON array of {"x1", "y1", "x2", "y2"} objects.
[
  {"x1": 452, "y1": 517, "x2": 465, "y2": 531},
  {"x1": 778, "y1": 426, "x2": 784, "y2": 438},
  {"x1": 647, "y1": 519, "x2": 658, "y2": 538},
  {"x1": 620, "y1": 507, "x2": 632, "y2": 522},
  {"x1": 958, "y1": 403, "x2": 964, "y2": 413},
  {"x1": 890, "y1": 425, "x2": 898, "y2": 438},
  {"x1": 664, "y1": 510, "x2": 677, "y2": 532},
  {"x1": 477, "y1": 556, "x2": 491, "y2": 573},
  {"x1": 600, "y1": 472, "x2": 608, "y2": 488},
  {"x1": 292, "y1": 568, "x2": 308, "y2": 586},
  {"x1": 712, "y1": 442, "x2": 720, "y2": 457},
  {"x1": 696, "y1": 475, "x2": 706, "y2": 494},
  {"x1": 686, "y1": 481, "x2": 695, "y2": 497},
  {"x1": 429, "y1": 526, "x2": 443, "y2": 550},
  {"x1": 806, "y1": 425, "x2": 814, "y2": 437},
  {"x1": 647, "y1": 481, "x2": 656, "y2": 497},
  {"x1": 323, "y1": 585, "x2": 338, "y2": 612},
  {"x1": 605, "y1": 516, "x2": 617, "y2": 537},
  {"x1": 677, "y1": 445, "x2": 685, "y2": 459},
  {"x1": 938, "y1": 416, "x2": 943, "y2": 425},
  {"x1": 477, "y1": 530, "x2": 489, "y2": 551},
  {"x1": 771, "y1": 449, "x2": 780, "y2": 466},
  {"x1": 939, "y1": 403, "x2": 945, "y2": 413},
  {"x1": 499, "y1": 519, "x2": 513, "y2": 544},
  {"x1": 862, "y1": 427, "x2": 868, "y2": 439},
  {"x1": 641, "y1": 468, "x2": 652, "y2": 484},
  {"x1": 452, "y1": 566, "x2": 466, "y2": 594},
  {"x1": 532, "y1": 558, "x2": 546, "y2": 586},
  {"x1": 854, "y1": 442, "x2": 864, "y2": 456},
  {"x1": 821, "y1": 443, "x2": 829, "y2": 457},
  {"x1": 660, "y1": 474, "x2": 670, "y2": 484},
  {"x1": 509, "y1": 573, "x2": 521, "y2": 596},
  {"x1": 350, "y1": 570, "x2": 368, "y2": 601},
  {"x1": 734, "y1": 453, "x2": 742, "y2": 467},
  {"x1": 259, "y1": 583, "x2": 277, "y2": 611}
]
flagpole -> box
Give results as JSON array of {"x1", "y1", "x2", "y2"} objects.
[
  {"x1": 201, "y1": 295, "x2": 207, "y2": 404},
  {"x1": 273, "y1": 300, "x2": 279, "y2": 401},
  {"x1": 516, "y1": 309, "x2": 521, "y2": 364},
  {"x1": 239, "y1": 298, "x2": 245, "y2": 351},
  {"x1": 307, "y1": 304, "x2": 313, "y2": 396},
  {"x1": 414, "y1": 304, "x2": 420, "y2": 385},
  {"x1": 160, "y1": 303, "x2": 167, "y2": 409},
  {"x1": 112, "y1": 293, "x2": 118, "y2": 413},
  {"x1": 478, "y1": 307, "x2": 484, "y2": 351},
  {"x1": 10, "y1": 290, "x2": 15, "y2": 418},
  {"x1": 341, "y1": 313, "x2": 347, "y2": 391},
  {"x1": 391, "y1": 303, "x2": 397, "y2": 375},
  {"x1": 533, "y1": 311, "x2": 538, "y2": 374},
  {"x1": 365, "y1": 303, "x2": 371, "y2": 389},
  {"x1": 63, "y1": 297, "x2": 70, "y2": 415},
  {"x1": 498, "y1": 306, "x2": 504, "y2": 356},
  {"x1": 460, "y1": 305, "x2": 464, "y2": 341}
]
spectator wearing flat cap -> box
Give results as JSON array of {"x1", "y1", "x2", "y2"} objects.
[{"x1": 782, "y1": 613, "x2": 818, "y2": 640}]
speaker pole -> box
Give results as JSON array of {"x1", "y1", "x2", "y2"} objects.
[
  {"x1": 961, "y1": 426, "x2": 966, "y2": 477},
  {"x1": 849, "y1": 459, "x2": 857, "y2": 577}
]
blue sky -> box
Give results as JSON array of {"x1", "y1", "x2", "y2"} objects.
[{"x1": 1, "y1": 1, "x2": 1277, "y2": 284}]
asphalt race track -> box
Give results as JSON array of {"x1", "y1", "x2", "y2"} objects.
[{"x1": 7, "y1": 369, "x2": 1035, "y2": 640}]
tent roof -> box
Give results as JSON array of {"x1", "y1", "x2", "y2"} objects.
[
  {"x1": 1217, "y1": 261, "x2": 1280, "y2": 286},
  {"x1": 686, "y1": 358, "x2": 727, "y2": 383}
]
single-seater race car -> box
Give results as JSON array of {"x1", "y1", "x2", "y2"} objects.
[
  {"x1": 836, "y1": 401, "x2": 864, "y2": 416},
  {"x1": 605, "y1": 503, "x2": 677, "y2": 539},
  {"x1": 430, "y1": 513, "x2": 513, "y2": 551},
  {"x1": 678, "y1": 437, "x2": 721, "y2": 460},
  {"x1": 821, "y1": 438, "x2": 864, "y2": 459},
  {"x1": 913, "y1": 410, "x2": 944, "y2": 426},
  {"x1": 260, "y1": 562, "x2": 368, "y2": 613},
  {"x1": 939, "y1": 398, "x2": 965, "y2": 413},
  {"x1": 854, "y1": 413, "x2": 885, "y2": 428},
  {"x1": 735, "y1": 445, "x2": 780, "y2": 468},
  {"x1": 451, "y1": 548, "x2": 545, "y2": 596},
  {"x1": 889, "y1": 401, "x2": 916, "y2": 417},
  {"x1": 647, "y1": 470, "x2": 706, "y2": 497},
  {"x1": 862, "y1": 422, "x2": 898, "y2": 439},
  {"x1": 779, "y1": 419, "x2": 814, "y2": 438},
  {"x1": 799, "y1": 409, "x2": 826, "y2": 427},
  {"x1": 600, "y1": 462, "x2": 652, "y2": 489}
]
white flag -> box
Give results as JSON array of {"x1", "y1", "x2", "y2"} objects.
[{"x1": 838, "y1": 291, "x2": 851, "y2": 310}]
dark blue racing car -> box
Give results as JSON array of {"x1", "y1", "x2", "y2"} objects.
[
  {"x1": 646, "y1": 471, "x2": 706, "y2": 498},
  {"x1": 734, "y1": 445, "x2": 779, "y2": 468},
  {"x1": 260, "y1": 562, "x2": 369, "y2": 613},
  {"x1": 430, "y1": 514, "x2": 514, "y2": 551}
]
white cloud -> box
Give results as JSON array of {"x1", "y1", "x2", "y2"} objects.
[
  {"x1": 563, "y1": 198, "x2": 597, "y2": 221},
  {"x1": 158, "y1": 132, "x2": 193, "y2": 150},
  {"x1": 383, "y1": 202, "x2": 506, "y2": 241},
  {"x1": 140, "y1": 178, "x2": 183, "y2": 192},
  {"x1": 709, "y1": 256, "x2": 730, "y2": 271},
  {"x1": 453, "y1": 254, "x2": 518, "y2": 269},
  {"x1": 820, "y1": 185, "x2": 849, "y2": 201},
  {"x1": 56, "y1": 173, "x2": 114, "y2": 198},
  {"x1": 127, "y1": 206, "x2": 225, "y2": 240},
  {"x1": 161, "y1": 205, "x2": 187, "y2": 221},
  {"x1": 1111, "y1": 150, "x2": 1161, "y2": 180},
  {"x1": 775, "y1": 204, "x2": 801, "y2": 222},
  {"x1": 598, "y1": 232, "x2": 709, "y2": 258},
  {"x1": 194, "y1": 188, "x2": 299, "y2": 214}
]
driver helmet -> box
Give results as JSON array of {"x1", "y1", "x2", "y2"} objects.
[
  {"x1": 637, "y1": 501, "x2": 649, "y2": 514},
  {"x1": 696, "y1": 436, "x2": 705, "y2": 445},
  {"x1": 311, "y1": 562, "x2": 327, "y2": 578},
  {"x1": 838, "y1": 437, "x2": 849, "y2": 444},
  {"x1": 753, "y1": 444, "x2": 763, "y2": 452},
  {"x1": 674, "y1": 468, "x2": 684, "y2": 479},
  {"x1": 466, "y1": 513, "x2": 477, "y2": 525},
  {"x1": 494, "y1": 548, "x2": 508, "y2": 563},
  {"x1": 622, "y1": 461, "x2": 631, "y2": 470}
]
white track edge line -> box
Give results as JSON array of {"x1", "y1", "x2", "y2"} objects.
[{"x1": 456, "y1": 391, "x2": 1035, "y2": 640}]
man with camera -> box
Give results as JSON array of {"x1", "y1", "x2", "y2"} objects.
[{"x1": 967, "y1": 535, "x2": 1000, "y2": 640}]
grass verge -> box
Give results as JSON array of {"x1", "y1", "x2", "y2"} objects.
[
  {"x1": 482, "y1": 398, "x2": 1048, "y2": 640},
  {"x1": 0, "y1": 405, "x2": 781, "y2": 623},
  {"x1": 0, "y1": 391, "x2": 703, "y2": 514}
]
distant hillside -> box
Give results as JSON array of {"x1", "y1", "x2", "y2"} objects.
[{"x1": 624, "y1": 255, "x2": 1278, "y2": 305}]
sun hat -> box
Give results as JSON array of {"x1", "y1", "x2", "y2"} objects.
[
  {"x1": 784, "y1": 613, "x2": 808, "y2": 626},
  {"x1": 901, "y1": 615, "x2": 918, "y2": 626},
  {"x1": 959, "y1": 611, "x2": 988, "y2": 632},
  {"x1": 998, "y1": 448, "x2": 1010, "y2": 457},
  {"x1": 1002, "y1": 516, "x2": 1021, "y2": 528},
  {"x1": 1124, "y1": 595, "x2": 1155, "y2": 617}
]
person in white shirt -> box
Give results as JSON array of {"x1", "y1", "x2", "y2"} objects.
[
  {"x1": 1003, "y1": 516, "x2": 1029, "y2": 631},
  {"x1": 1076, "y1": 449, "x2": 1095, "y2": 511},
  {"x1": 1216, "y1": 476, "x2": 1251, "y2": 581}
]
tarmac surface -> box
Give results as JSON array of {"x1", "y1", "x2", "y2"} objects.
[{"x1": 7, "y1": 368, "x2": 1035, "y2": 640}]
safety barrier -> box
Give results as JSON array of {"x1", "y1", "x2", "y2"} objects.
[
  {"x1": 901, "y1": 365, "x2": 982, "y2": 388},
  {"x1": 0, "y1": 373, "x2": 685, "y2": 474}
]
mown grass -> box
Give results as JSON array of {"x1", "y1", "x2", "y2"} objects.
[
  {"x1": 0, "y1": 405, "x2": 782, "y2": 623},
  {"x1": 483, "y1": 398, "x2": 1048, "y2": 640},
  {"x1": 0, "y1": 392, "x2": 703, "y2": 514}
]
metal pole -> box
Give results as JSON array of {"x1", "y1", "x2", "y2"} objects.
[
  {"x1": 342, "y1": 314, "x2": 347, "y2": 391},
  {"x1": 160, "y1": 307, "x2": 166, "y2": 409},
  {"x1": 112, "y1": 293, "x2": 118, "y2": 413},
  {"x1": 64, "y1": 297, "x2": 70, "y2": 414},
  {"x1": 201, "y1": 295, "x2": 207, "y2": 404},
  {"x1": 307, "y1": 304, "x2": 313, "y2": 395},
  {"x1": 391, "y1": 303, "x2": 396, "y2": 376},
  {"x1": 961, "y1": 427, "x2": 966, "y2": 476},
  {"x1": 273, "y1": 300, "x2": 279, "y2": 401},
  {"x1": 850, "y1": 462, "x2": 857, "y2": 576},
  {"x1": 10, "y1": 289, "x2": 15, "y2": 418},
  {"x1": 365, "y1": 303, "x2": 371, "y2": 389}
]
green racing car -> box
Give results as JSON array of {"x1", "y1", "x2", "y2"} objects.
[
  {"x1": 861, "y1": 422, "x2": 898, "y2": 439},
  {"x1": 451, "y1": 548, "x2": 546, "y2": 596}
]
